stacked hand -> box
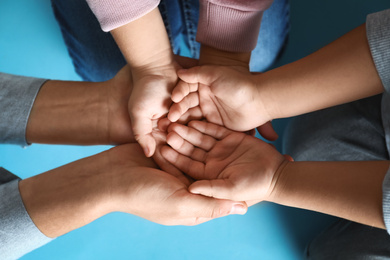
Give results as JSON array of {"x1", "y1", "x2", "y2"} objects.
[
  {"x1": 166, "y1": 66, "x2": 278, "y2": 140},
  {"x1": 160, "y1": 121, "x2": 288, "y2": 202}
]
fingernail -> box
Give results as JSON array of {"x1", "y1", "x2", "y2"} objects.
[
  {"x1": 230, "y1": 204, "x2": 247, "y2": 215},
  {"x1": 144, "y1": 147, "x2": 150, "y2": 157}
]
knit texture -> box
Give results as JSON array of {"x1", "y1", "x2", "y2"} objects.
[
  {"x1": 367, "y1": 9, "x2": 390, "y2": 234},
  {"x1": 0, "y1": 73, "x2": 46, "y2": 146},
  {"x1": 85, "y1": 0, "x2": 160, "y2": 32},
  {"x1": 196, "y1": 0, "x2": 273, "y2": 52}
]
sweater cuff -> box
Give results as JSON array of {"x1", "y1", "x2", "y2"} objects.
[
  {"x1": 196, "y1": 1, "x2": 271, "y2": 52},
  {"x1": 0, "y1": 73, "x2": 46, "y2": 146},
  {"x1": 366, "y1": 9, "x2": 390, "y2": 94},
  {"x1": 0, "y1": 169, "x2": 52, "y2": 260},
  {"x1": 85, "y1": 0, "x2": 160, "y2": 32},
  {"x1": 382, "y1": 166, "x2": 390, "y2": 234}
]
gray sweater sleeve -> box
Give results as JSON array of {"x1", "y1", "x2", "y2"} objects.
[
  {"x1": 366, "y1": 9, "x2": 390, "y2": 233},
  {"x1": 0, "y1": 73, "x2": 52, "y2": 258},
  {"x1": 0, "y1": 73, "x2": 46, "y2": 146},
  {"x1": 0, "y1": 168, "x2": 52, "y2": 260}
]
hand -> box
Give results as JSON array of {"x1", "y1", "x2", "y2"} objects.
[
  {"x1": 168, "y1": 66, "x2": 274, "y2": 136},
  {"x1": 161, "y1": 121, "x2": 287, "y2": 202},
  {"x1": 106, "y1": 144, "x2": 248, "y2": 225},
  {"x1": 129, "y1": 62, "x2": 180, "y2": 157},
  {"x1": 104, "y1": 65, "x2": 134, "y2": 144}
]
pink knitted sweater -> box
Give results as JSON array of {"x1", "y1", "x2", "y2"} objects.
[{"x1": 85, "y1": 0, "x2": 273, "y2": 52}]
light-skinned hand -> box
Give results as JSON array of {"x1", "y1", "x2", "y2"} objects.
[
  {"x1": 168, "y1": 66, "x2": 274, "y2": 135},
  {"x1": 106, "y1": 143, "x2": 248, "y2": 225},
  {"x1": 161, "y1": 121, "x2": 288, "y2": 202}
]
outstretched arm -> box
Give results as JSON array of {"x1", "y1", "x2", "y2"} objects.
[
  {"x1": 26, "y1": 66, "x2": 134, "y2": 145},
  {"x1": 170, "y1": 22, "x2": 385, "y2": 131},
  {"x1": 161, "y1": 121, "x2": 389, "y2": 229},
  {"x1": 3, "y1": 143, "x2": 245, "y2": 259},
  {"x1": 111, "y1": 8, "x2": 179, "y2": 157}
]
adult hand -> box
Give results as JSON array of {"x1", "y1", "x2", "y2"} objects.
[
  {"x1": 168, "y1": 66, "x2": 277, "y2": 140},
  {"x1": 161, "y1": 121, "x2": 287, "y2": 202},
  {"x1": 106, "y1": 143, "x2": 248, "y2": 225}
]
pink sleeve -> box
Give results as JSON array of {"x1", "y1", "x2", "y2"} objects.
[
  {"x1": 196, "y1": 0, "x2": 274, "y2": 52},
  {"x1": 85, "y1": 0, "x2": 160, "y2": 32}
]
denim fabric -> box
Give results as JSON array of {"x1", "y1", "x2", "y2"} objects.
[{"x1": 51, "y1": 0, "x2": 289, "y2": 81}]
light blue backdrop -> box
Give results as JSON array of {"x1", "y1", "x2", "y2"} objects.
[{"x1": 1, "y1": 0, "x2": 389, "y2": 259}]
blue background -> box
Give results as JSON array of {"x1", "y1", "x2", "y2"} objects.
[{"x1": 1, "y1": 0, "x2": 390, "y2": 259}]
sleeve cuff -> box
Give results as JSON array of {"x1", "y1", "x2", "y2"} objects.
[
  {"x1": 366, "y1": 9, "x2": 390, "y2": 94},
  {"x1": 196, "y1": 0, "x2": 273, "y2": 52},
  {"x1": 85, "y1": 0, "x2": 160, "y2": 32},
  {"x1": 0, "y1": 73, "x2": 46, "y2": 146},
  {"x1": 0, "y1": 169, "x2": 52, "y2": 260}
]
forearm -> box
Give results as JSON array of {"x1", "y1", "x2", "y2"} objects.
[
  {"x1": 199, "y1": 45, "x2": 251, "y2": 69},
  {"x1": 260, "y1": 24, "x2": 384, "y2": 119},
  {"x1": 26, "y1": 80, "x2": 110, "y2": 145},
  {"x1": 111, "y1": 7, "x2": 174, "y2": 72},
  {"x1": 269, "y1": 160, "x2": 389, "y2": 229},
  {"x1": 18, "y1": 151, "x2": 112, "y2": 238}
]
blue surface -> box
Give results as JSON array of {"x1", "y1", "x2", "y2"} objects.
[{"x1": 1, "y1": 0, "x2": 390, "y2": 259}]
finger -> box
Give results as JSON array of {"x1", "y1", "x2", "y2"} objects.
[
  {"x1": 153, "y1": 148, "x2": 191, "y2": 186},
  {"x1": 284, "y1": 154, "x2": 294, "y2": 162},
  {"x1": 175, "y1": 107, "x2": 203, "y2": 125},
  {"x1": 187, "y1": 121, "x2": 232, "y2": 140},
  {"x1": 166, "y1": 132, "x2": 208, "y2": 162},
  {"x1": 177, "y1": 66, "x2": 219, "y2": 85},
  {"x1": 158, "y1": 117, "x2": 171, "y2": 132},
  {"x1": 183, "y1": 195, "x2": 248, "y2": 224},
  {"x1": 171, "y1": 80, "x2": 199, "y2": 103},
  {"x1": 168, "y1": 123, "x2": 217, "y2": 151},
  {"x1": 189, "y1": 179, "x2": 238, "y2": 201},
  {"x1": 161, "y1": 146, "x2": 206, "y2": 179},
  {"x1": 256, "y1": 122, "x2": 278, "y2": 141},
  {"x1": 168, "y1": 92, "x2": 200, "y2": 122},
  {"x1": 131, "y1": 115, "x2": 156, "y2": 157},
  {"x1": 174, "y1": 55, "x2": 198, "y2": 69}
]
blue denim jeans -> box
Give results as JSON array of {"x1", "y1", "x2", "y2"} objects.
[{"x1": 51, "y1": 0, "x2": 289, "y2": 81}]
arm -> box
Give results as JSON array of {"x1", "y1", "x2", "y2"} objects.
[
  {"x1": 269, "y1": 161, "x2": 388, "y2": 229},
  {"x1": 110, "y1": 7, "x2": 178, "y2": 157},
  {"x1": 18, "y1": 144, "x2": 246, "y2": 238},
  {"x1": 172, "y1": 10, "x2": 390, "y2": 131},
  {"x1": 197, "y1": 0, "x2": 273, "y2": 69},
  {"x1": 2, "y1": 143, "x2": 245, "y2": 258},
  {"x1": 26, "y1": 66, "x2": 134, "y2": 145},
  {"x1": 259, "y1": 23, "x2": 384, "y2": 120},
  {"x1": 161, "y1": 121, "x2": 389, "y2": 229}
]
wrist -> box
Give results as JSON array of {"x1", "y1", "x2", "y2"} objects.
[
  {"x1": 19, "y1": 151, "x2": 113, "y2": 237},
  {"x1": 253, "y1": 72, "x2": 282, "y2": 121},
  {"x1": 265, "y1": 160, "x2": 290, "y2": 203},
  {"x1": 199, "y1": 45, "x2": 251, "y2": 70}
]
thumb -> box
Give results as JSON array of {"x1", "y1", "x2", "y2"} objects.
[
  {"x1": 187, "y1": 194, "x2": 247, "y2": 223},
  {"x1": 189, "y1": 179, "x2": 237, "y2": 201},
  {"x1": 257, "y1": 122, "x2": 278, "y2": 141},
  {"x1": 130, "y1": 115, "x2": 156, "y2": 157},
  {"x1": 177, "y1": 65, "x2": 220, "y2": 85}
]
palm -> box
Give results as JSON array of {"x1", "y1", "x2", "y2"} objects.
[
  {"x1": 169, "y1": 66, "x2": 269, "y2": 132},
  {"x1": 161, "y1": 121, "x2": 286, "y2": 202},
  {"x1": 108, "y1": 144, "x2": 242, "y2": 225}
]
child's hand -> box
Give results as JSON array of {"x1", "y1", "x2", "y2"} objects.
[
  {"x1": 161, "y1": 121, "x2": 288, "y2": 202},
  {"x1": 128, "y1": 62, "x2": 179, "y2": 157},
  {"x1": 167, "y1": 66, "x2": 272, "y2": 132}
]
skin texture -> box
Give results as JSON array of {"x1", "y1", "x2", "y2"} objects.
[
  {"x1": 111, "y1": 8, "x2": 178, "y2": 157},
  {"x1": 19, "y1": 143, "x2": 247, "y2": 238},
  {"x1": 170, "y1": 24, "x2": 384, "y2": 129},
  {"x1": 161, "y1": 121, "x2": 389, "y2": 229}
]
